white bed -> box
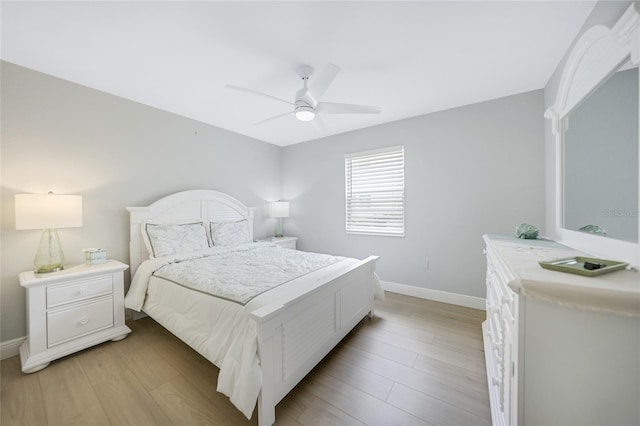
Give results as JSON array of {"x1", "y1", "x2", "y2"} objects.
[{"x1": 124, "y1": 190, "x2": 380, "y2": 426}]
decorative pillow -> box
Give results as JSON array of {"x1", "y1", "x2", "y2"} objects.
[
  {"x1": 143, "y1": 221, "x2": 210, "y2": 258},
  {"x1": 210, "y1": 219, "x2": 251, "y2": 246}
]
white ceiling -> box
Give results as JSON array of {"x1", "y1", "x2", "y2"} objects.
[{"x1": 1, "y1": 1, "x2": 597, "y2": 146}]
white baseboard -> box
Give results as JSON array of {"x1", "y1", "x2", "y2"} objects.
[
  {"x1": 1, "y1": 336, "x2": 25, "y2": 360},
  {"x1": 381, "y1": 280, "x2": 486, "y2": 311}
]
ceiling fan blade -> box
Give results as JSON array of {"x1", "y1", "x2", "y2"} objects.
[
  {"x1": 308, "y1": 63, "x2": 340, "y2": 100},
  {"x1": 312, "y1": 115, "x2": 328, "y2": 132},
  {"x1": 254, "y1": 110, "x2": 295, "y2": 126},
  {"x1": 317, "y1": 102, "x2": 381, "y2": 115},
  {"x1": 225, "y1": 84, "x2": 294, "y2": 106}
]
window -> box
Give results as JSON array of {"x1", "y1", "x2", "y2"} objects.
[{"x1": 345, "y1": 146, "x2": 405, "y2": 236}]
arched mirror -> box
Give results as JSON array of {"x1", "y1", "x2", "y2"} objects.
[{"x1": 546, "y1": 2, "x2": 639, "y2": 265}]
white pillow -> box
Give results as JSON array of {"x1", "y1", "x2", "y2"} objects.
[
  {"x1": 210, "y1": 219, "x2": 251, "y2": 246},
  {"x1": 143, "y1": 221, "x2": 210, "y2": 258}
]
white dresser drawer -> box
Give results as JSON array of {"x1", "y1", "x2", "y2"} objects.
[
  {"x1": 47, "y1": 297, "x2": 114, "y2": 347},
  {"x1": 47, "y1": 276, "x2": 113, "y2": 308}
]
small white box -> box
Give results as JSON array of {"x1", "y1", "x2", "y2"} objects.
[{"x1": 83, "y1": 248, "x2": 107, "y2": 265}]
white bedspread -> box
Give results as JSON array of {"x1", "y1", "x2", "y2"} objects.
[
  {"x1": 153, "y1": 244, "x2": 344, "y2": 305},
  {"x1": 124, "y1": 243, "x2": 383, "y2": 418}
]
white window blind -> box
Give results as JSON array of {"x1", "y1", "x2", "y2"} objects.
[{"x1": 345, "y1": 146, "x2": 405, "y2": 236}]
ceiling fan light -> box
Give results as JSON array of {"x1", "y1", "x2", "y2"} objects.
[{"x1": 295, "y1": 108, "x2": 315, "y2": 122}]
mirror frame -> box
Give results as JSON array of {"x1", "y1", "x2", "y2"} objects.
[{"x1": 545, "y1": 2, "x2": 640, "y2": 266}]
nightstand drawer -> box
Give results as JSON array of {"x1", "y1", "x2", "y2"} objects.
[
  {"x1": 47, "y1": 276, "x2": 113, "y2": 308},
  {"x1": 256, "y1": 236, "x2": 298, "y2": 250},
  {"x1": 278, "y1": 240, "x2": 296, "y2": 250},
  {"x1": 47, "y1": 297, "x2": 114, "y2": 347}
]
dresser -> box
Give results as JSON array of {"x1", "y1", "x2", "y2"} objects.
[
  {"x1": 483, "y1": 235, "x2": 639, "y2": 426},
  {"x1": 19, "y1": 260, "x2": 131, "y2": 373}
]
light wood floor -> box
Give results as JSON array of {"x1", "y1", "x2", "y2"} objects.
[{"x1": 1, "y1": 293, "x2": 489, "y2": 426}]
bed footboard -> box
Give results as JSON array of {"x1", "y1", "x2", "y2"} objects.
[{"x1": 250, "y1": 255, "x2": 379, "y2": 426}]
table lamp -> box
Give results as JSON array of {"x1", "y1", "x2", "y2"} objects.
[
  {"x1": 269, "y1": 201, "x2": 289, "y2": 238},
  {"x1": 15, "y1": 192, "x2": 83, "y2": 274}
]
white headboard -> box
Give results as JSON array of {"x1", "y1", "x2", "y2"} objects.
[{"x1": 127, "y1": 189, "x2": 255, "y2": 276}]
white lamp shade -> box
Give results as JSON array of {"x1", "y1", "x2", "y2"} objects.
[
  {"x1": 15, "y1": 194, "x2": 83, "y2": 230},
  {"x1": 269, "y1": 201, "x2": 290, "y2": 218}
]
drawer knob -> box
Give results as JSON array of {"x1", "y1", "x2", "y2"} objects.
[{"x1": 78, "y1": 316, "x2": 90, "y2": 326}]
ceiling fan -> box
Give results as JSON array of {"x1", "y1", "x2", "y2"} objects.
[{"x1": 225, "y1": 64, "x2": 381, "y2": 125}]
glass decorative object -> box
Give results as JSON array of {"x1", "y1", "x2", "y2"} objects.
[
  {"x1": 578, "y1": 224, "x2": 607, "y2": 236},
  {"x1": 515, "y1": 223, "x2": 539, "y2": 239},
  {"x1": 269, "y1": 201, "x2": 290, "y2": 238},
  {"x1": 34, "y1": 229, "x2": 65, "y2": 273},
  {"x1": 83, "y1": 248, "x2": 108, "y2": 265}
]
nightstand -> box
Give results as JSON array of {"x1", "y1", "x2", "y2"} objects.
[
  {"x1": 256, "y1": 236, "x2": 298, "y2": 250},
  {"x1": 19, "y1": 260, "x2": 131, "y2": 373}
]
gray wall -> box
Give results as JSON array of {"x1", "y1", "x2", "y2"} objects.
[
  {"x1": 282, "y1": 90, "x2": 545, "y2": 298},
  {"x1": 1, "y1": 62, "x2": 548, "y2": 343},
  {"x1": 1, "y1": 61, "x2": 282, "y2": 342}
]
